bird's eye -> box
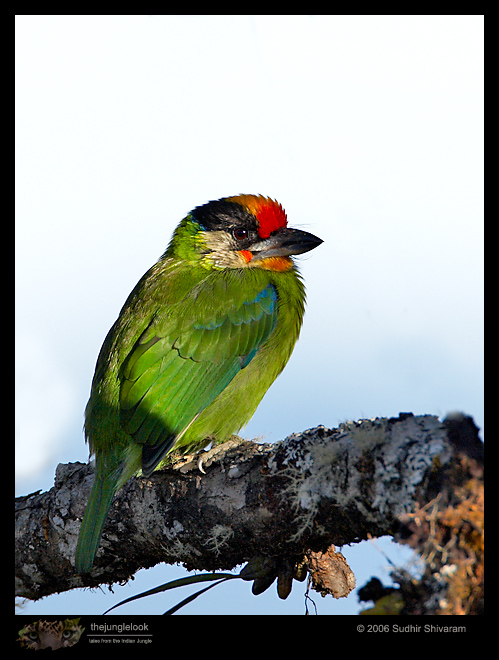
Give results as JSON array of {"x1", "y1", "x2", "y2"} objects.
[{"x1": 233, "y1": 228, "x2": 248, "y2": 240}]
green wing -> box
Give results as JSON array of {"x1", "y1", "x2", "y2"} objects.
[{"x1": 119, "y1": 281, "x2": 278, "y2": 476}]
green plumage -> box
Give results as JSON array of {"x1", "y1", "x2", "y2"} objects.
[{"x1": 75, "y1": 196, "x2": 321, "y2": 573}]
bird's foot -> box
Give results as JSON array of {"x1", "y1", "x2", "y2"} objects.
[{"x1": 179, "y1": 436, "x2": 247, "y2": 474}]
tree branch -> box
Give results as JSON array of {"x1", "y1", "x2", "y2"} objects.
[{"x1": 15, "y1": 413, "x2": 483, "y2": 611}]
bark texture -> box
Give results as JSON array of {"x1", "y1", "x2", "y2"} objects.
[{"x1": 15, "y1": 413, "x2": 483, "y2": 614}]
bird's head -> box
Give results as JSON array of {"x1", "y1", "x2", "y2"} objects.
[{"x1": 166, "y1": 194, "x2": 323, "y2": 271}]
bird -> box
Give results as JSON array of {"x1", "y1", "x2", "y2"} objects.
[{"x1": 75, "y1": 194, "x2": 322, "y2": 573}]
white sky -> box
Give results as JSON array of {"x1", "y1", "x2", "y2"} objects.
[{"x1": 16, "y1": 15, "x2": 483, "y2": 616}]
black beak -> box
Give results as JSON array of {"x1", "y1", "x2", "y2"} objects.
[{"x1": 249, "y1": 227, "x2": 323, "y2": 261}]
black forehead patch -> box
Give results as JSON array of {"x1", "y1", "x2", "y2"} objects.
[{"x1": 191, "y1": 200, "x2": 258, "y2": 233}]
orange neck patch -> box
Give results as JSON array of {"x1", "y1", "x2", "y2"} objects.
[
  {"x1": 254, "y1": 256, "x2": 293, "y2": 272},
  {"x1": 238, "y1": 250, "x2": 292, "y2": 271}
]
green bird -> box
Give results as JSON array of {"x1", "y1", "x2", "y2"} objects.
[{"x1": 75, "y1": 194, "x2": 322, "y2": 573}]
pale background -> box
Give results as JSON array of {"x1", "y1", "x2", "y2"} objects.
[{"x1": 16, "y1": 15, "x2": 483, "y2": 615}]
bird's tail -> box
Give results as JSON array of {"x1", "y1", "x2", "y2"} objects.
[{"x1": 75, "y1": 455, "x2": 123, "y2": 574}]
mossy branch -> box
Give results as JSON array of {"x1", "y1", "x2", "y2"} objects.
[{"x1": 15, "y1": 413, "x2": 482, "y2": 614}]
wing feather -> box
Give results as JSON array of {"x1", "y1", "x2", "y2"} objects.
[{"x1": 120, "y1": 281, "x2": 278, "y2": 474}]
